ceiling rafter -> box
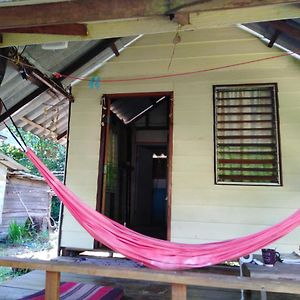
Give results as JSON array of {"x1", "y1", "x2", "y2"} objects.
[
  {"x1": 57, "y1": 130, "x2": 67, "y2": 140},
  {"x1": 20, "y1": 116, "x2": 57, "y2": 138}
]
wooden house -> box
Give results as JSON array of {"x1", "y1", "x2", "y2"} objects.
[
  {"x1": 1, "y1": 2, "x2": 300, "y2": 299},
  {"x1": 0, "y1": 0, "x2": 299, "y2": 257},
  {"x1": 60, "y1": 25, "x2": 300, "y2": 255},
  {"x1": 0, "y1": 152, "x2": 51, "y2": 239}
]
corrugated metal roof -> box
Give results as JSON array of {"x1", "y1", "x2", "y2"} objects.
[
  {"x1": 0, "y1": 36, "x2": 140, "y2": 145},
  {"x1": 243, "y1": 18, "x2": 300, "y2": 58}
]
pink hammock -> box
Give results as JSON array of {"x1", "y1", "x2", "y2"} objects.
[{"x1": 26, "y1": 148, "x2": 300, "y2": 270}]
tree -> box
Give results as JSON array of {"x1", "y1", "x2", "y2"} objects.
[
  {"x1": 0, "y1": 128, "x2": 66, "y2": 221},
  {"x1": 0, "y1": 128, "x2": 65, "y2": 179}
]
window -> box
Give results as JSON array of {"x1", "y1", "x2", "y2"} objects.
[{"x1": 214, "y1": 84, "x2": 281, "y2": 185}]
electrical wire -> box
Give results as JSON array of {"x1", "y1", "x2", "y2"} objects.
[{"x1": 3, "y1": 121, "x2": 25, "y2": 151}]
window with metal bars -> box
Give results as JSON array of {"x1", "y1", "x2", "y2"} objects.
[{"x1": 213, "y1": 83, "x2": 282, "y2": 185}]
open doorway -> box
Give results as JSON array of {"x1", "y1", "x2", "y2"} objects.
[{"x1": 97, "y1": 92, "x2": 173, "y2": 243}]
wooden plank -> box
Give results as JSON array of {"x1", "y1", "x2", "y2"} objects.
[
  {"x1": 20, "y1": 117, "x2": 57, "y2": 138},
  {"x1": 217, "y1": 112, "x2": 272, "y2": 116},
  {"x1": 217, "y1": 128, "x2": 273, "y2": 131},
  {"x1": 218, "y1": 175, "x2": 277, "y2": 181},
  {"x1": 1, "y1": 257, "x2": 300, "y2": 294},
  {"x1": 218, "y1": 159, "x2": 275, "y2": 164},
  {"x1": 219, "y1": 151, "x2": 275, "y2": 155},
  {"x1": 218, "y1": 167, "x2": 276, "y2": 172},
  {"x1": 216, "y1": 97, "x2": 272, "y2": 100},
  {"x1": 0, "y1": 0, "x2": 298, "y2": 29},
  {"x1": 218, "y1": 120, "x2": 273, "y2": 124},
  {"x1": 1, "y1": 3, "x2": 300, "y2": 48},
  {"x1": 244, "y1": 263, "x2": 300, "y2": 280},
  {"x1": 177, "y1": 0, "x2": 300, "y2": 13},
  {"x1": 218, "y1": 143, "x2": 275, "y2": 147},
  {"x1": 0, "y1": 24, "x2": 88, "y2": 36},
  {"x1": 172, "y1": 284, "x2": 187, "y2": 300},
  {"x1": 217, "y1": 135, "x2": 273, "y2": 139},
  {"x1": 217, "y1": 104, "x2": 272, "y2": 108},
  {"x1": 45, "y1": 271, "x2": 60, "y2": 300}
]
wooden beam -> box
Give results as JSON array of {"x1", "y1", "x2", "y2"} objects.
[
  {"x1": 0, "y1": 0, "x2": 185, "y2": 28},
  {"x1": 1, "y1": 3, "x2": 300, "y2": 48},
  {"x1": 0, "y1": 17, "x2": 177, "y2": 47},
  {"x1": 0, "y1": 24, "x2": 88, "y2": 36},
  {"x1": 0, "y1": 0, "x2": 299, "y2": 29},
  {"x1": 7, "y1": 50, "x2": 73, "y2": 101},
  {"x1": 20, "y1": 117, "x2": 58, "y2": 138},
  {"x1": 45, "y1": 271, "x2": 60, "y2": 300},
  {"x1": 0, "y1": 48, "x2": 8, "y2": 85},
  {"x1": 189, "y1": 4, "x2": 300, "y2": 29},
  {"x1": 1, "y1": 257, "x2": 300, "y2": 294},
  {"x1": 172, "y1": 284, "x2": 187, "y2": 300},
  {"x1": 177, "y1": 0, "x2": 300, "y2": 13},
  {"x1": 57, "y1": 130, "x2": 67, "y2": 140}
]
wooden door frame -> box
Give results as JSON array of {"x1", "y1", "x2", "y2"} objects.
[{"x1": 95, "y1": 91, "x2": 173, "y2": 247}]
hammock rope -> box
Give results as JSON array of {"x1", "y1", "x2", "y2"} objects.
[
  {"x1": 0, "y1": 98, "x2": 27, "y2": 151},
  {"x1": 25, "y1": 147, "x2": 300, "y2": 270}
]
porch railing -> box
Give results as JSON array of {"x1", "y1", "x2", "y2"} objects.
[{"x1": 1, "y1": 257, "x2": 300, "y2": 300}]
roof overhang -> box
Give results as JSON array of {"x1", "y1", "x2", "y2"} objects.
[{"x1": 0, "y1": 36, "x2": 141, "y2": 145}]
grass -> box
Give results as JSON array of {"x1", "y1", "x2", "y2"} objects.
[
  {"x1": 0, "y1": 229, "x2": 54, "y2": 283},
  {"x1": 0, "y1": 267, "x2": 14, "y2": 282}
]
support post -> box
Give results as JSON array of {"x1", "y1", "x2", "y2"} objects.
[
  {"x1": 172, "y1": 283, "x2": 187, "y2": 300},
  {"x1": 45, "y1": 271, "x2": 60, "y2": 300}
]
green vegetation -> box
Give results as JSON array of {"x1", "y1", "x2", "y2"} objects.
[
  {"x1": 0, "y1": 129, "x2": 64, "y2": 282},
  {"x1": 7, "y1": 221, "x2": 31, "y2": 245},
  {"x1": 7, "y1": 219, "x2": 51, "y2": 245},
  {"x1": 0, "y1": 267, "x2": 15, "y2": 282},
  {"x1": 0, "y1": 128, "x2": 65, "y2": 220},
  {"x1": 0, "y1": 265, "x2": 30, "y2": 283},
  {"x1": 0, "y1": 128, "x2": 65, "y2": 178},
  {"x1": 0, "y1": 226, "x2": 54, "y2": 282}
]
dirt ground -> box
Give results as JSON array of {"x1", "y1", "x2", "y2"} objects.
[
  {"x1": 0, "y1": 231, "x2": 58, "y2": 259},
  {"x1": 0, "y1": 232, "x2": 58, "y2": 282}
]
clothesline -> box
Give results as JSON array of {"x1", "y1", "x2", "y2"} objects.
[{"x1": 0, "y1": 49, "x2": 295, "y2": 85}]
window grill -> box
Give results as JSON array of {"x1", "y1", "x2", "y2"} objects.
[{"x1": 214, "y1": 84, "x2": 281, "y2": 185}]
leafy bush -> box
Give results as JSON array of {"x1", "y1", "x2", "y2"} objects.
[
  {"x1": 51, "y1": 196, "x2": 61, "y2": 222},
  {"x1": 0, "y1": 128, "x2": 65, "y2": 178},
  {"x1": 0, "y1": 267, "x2": 30, "y2": 283},
  {"x1": 7, "y1": 221, "x2": 31, "y2": 244}
]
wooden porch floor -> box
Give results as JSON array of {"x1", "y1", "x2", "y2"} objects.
[{"x1": 1, "y1": 268, "x2": 300, "y2": 300}]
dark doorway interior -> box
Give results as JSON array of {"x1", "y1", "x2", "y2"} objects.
[{"x1": 98, "y1": 93, "x2": 171, "y2": 240}]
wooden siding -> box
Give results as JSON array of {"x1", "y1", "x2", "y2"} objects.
[
  {"x1": 63, "y1": 26, "x2": 300, "y2": 253},
  {"x1": 0, "y1": 164, "x2": 7, "y2": 225},
  {"x1": 61, "y1": 87, "x2": 101, "y2": 248},
  {"x1": 0, "y1": 177, "x2": 50, "y2": 239}
]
